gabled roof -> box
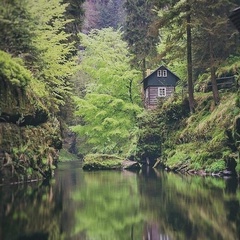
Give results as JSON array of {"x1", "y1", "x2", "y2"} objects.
[
  {"x1": 142, "y1": 65, "x2": 179, "y2": 83},
  {"x1": 229, "y1": 7, "x2": 240, "y2": 32}
]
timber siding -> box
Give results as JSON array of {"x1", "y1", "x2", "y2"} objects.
[{"x1": 145, "y1": 86, "x2": 175, "y2": 107}]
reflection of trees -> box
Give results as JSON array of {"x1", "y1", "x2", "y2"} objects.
[
  {"x1": 0, "y1": 181, "x2": 63, "y2": 240},
  {"x1": 138, "y1": 168, "x2": 240, "y2": 240},
  {"x1": 72, "y1": 171, "x2": 144, "y2": 240},
  {"x1": 0, "y1": 161, "x2": 85, "y2": 240}
]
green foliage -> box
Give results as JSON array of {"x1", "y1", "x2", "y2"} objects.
[
  {"x1": 205, "y1": 160, "x2": 226, "y2": 173},
  {"x1": 134, "y1": 111, "x2": 162, "y2": 162},
  {"x1": 72, "y1": 28, "x2": 143, "y2": 155},
  {"x1": 79, "y1": 28, "x2": 142, "y2": 103},
  {"x1": 166, "y1": 151, "x2": 189, "y2": 169},
  {"x1": 0, "y1": 0, "x2": 36, "y2": 58},
  {"x1": 83, "y1": 154, "x2": 124, "y2": 170},
  {"x1": 72, "y1": 94, "x2": 141, "y2": 154},
  {"x1": 27, "y1": 0, "x2": 78, "y2": 111},
  {"x1": 0, "y1": 51, "x2": 32, "y2": 87},
  {"x1": 158, "y1": 92, "x2": 240, "y2": 174},
  {"x1": 123, "y1": 0, "x2": 159, "y2": 68}
]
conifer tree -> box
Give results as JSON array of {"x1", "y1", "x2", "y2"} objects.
[
  {"x1": 0, "y1": 0, "x2": 36, "y2": 61},
  {"x1": 192, "y1": 0, "x2": 238, "y2": 105},
  {"x1": 123, "y1": 0, "x2": 159, "y2": 76},
  {"x1": 62, "y1": 0, "x2": 86, "y2": 51}
]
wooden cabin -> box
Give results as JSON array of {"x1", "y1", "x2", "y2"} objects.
[
  {"x1": 142, "y1": 65, "x2": 179, "y2": 109},
  {"x1": 229, "y1": 7, "x2": 240, "y2": 32}
]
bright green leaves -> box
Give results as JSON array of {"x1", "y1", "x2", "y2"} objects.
[
  {"x1": 27, "y1": 0, "x2": 77, "y2": 110},
  {"x1": 0, "y1": 51, "x2": 32, "y2": 87},
  {"x1": 72, "y1": 94, "x2": 141, "y2": 154},
  {"x1": 72, "y1": 28, "x2": 143, "y2": 155},
  {"x1": 79, "y1": 28, "x2": 142, "y2": 103}
]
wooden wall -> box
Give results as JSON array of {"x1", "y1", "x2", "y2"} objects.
[{"x1": 145, "y1": 86, "x2": 175, "y2": 109}]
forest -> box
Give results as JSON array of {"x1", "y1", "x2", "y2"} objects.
[{"x1": 0, "y1": 0, "x2": 240, "y2": 183}]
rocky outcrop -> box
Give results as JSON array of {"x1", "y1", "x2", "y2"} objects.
[{"x1": 0, "y1": 56, "x2": 62, "y2": 185}]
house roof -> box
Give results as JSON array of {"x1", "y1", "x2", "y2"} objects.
[
  {"x1": 141, "y1": 65, "x2": 180, "y2": 83},
  {"x1": 229, "y1": 7, "x2": 240, "y2": 32}
]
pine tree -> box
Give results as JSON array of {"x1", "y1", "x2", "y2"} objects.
[
  {"x1": 192, "y1": 0, "x2": 238, "y2": 105},
  {"x1": 123, "y1": 0, "x2": 159, "y2": 75},
  {"x1": 0, "y1": 0, "x2": 37, "y2": 62},
  {"x1": 82, "y1": 0, "x2": 125, "y2": 32},
  {"x1": 155, "y1": 0, "x2": 194, "y2": 111},
  {"x1": 62, "y1": 0, "x2": 86, "y2": 51}
]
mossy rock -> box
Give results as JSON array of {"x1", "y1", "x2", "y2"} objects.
[{"x1": 82, "y1": 154, "x2": 141, "y2": 171}]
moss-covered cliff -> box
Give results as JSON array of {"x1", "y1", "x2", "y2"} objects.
[{"x1": 0, "y1": 51, "x2": 62, "y2": 184}]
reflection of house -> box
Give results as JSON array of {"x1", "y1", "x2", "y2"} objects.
[
  {"x1": 229, "y1": 7, "x2": 240, "y2": 32},
  {"x1": 142, "y1": 65, "x2": 179, "y2": 109}
]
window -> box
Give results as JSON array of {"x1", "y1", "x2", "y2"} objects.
[
  {"x1": 163, "y1": 70, "x2": 167, "y2": 77},
  {"x1": 158, "y1": 87, "x2": 166, "y2": 97},
  {"x1": 157, "y1": 70, "x2": 168, "y2": 77}
]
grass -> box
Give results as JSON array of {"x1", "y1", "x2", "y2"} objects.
[
  {"x1": 59, "y1": 149, "x2": 78, "y2": 162},
  {"x1": 161, "y1": 91, "x2": 239, "y2": 174}
]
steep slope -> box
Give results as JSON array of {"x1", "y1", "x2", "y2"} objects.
[{"x1": 0, "y1": 51, "x2": 62, "y2": 184}]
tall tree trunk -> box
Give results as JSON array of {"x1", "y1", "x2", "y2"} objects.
[
  {"x1": 142, "y1": 58, "x2": 146, "y2": 79},
  {"x1": 186, "y1": 0, "x2": 195, "y2": 113},
  {"x1": 209, "y1": 39, "x2": 220, "y2": 105}
]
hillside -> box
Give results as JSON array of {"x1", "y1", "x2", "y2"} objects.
[{"x1": 145, "y1": 90, "x2": 240, "y2": 176}]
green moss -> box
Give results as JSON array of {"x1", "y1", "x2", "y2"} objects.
[
  {"x1": 83, "y1": 154, "x2": 124, "y2": 170},
  {"x1": 0, "y1": 51, "x2": 32, "y2": 87}
]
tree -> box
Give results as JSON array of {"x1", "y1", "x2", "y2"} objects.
[
  {"x1": 72, "y1": 28, "x2": 142, "y2": 155},
  {"x1": 192, "y1": 0, "x2": 238, "y2": 105},
  {"x1": 62, "y1": 0, "x2": 86, "y2": 51},
  {"x1": 27, "y1": 0, "x2": 78, "y2": 111},
  {"x1": 0, "y1": 0, "x2": 37, "y2": 62},
  {"x1": 123, "y1": 0, "x2": 159, "y2": 76},
  {"x1": 82, "y1": 0, "x2": 125, "y2": 32},
  {"x1": 155, "y1": 1, "x2": 192, "y2": 111},
  {"x1": 186, "y1": 0, "x2": 195, "y2": 113}
]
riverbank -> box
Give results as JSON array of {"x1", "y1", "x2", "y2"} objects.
[{"x1": 150, "y1": 91, "x2": 240, "y2": 177}]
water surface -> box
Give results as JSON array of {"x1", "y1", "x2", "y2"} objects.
[{"x1": 0, "y1": 161, "x2": 239, "y2": 240}]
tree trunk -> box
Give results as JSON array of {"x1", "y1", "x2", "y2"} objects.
[
  {"x1": 186, "y1": 0, "x2": 195, "y2": 113},
  {"x1": 142, "y1": 58, "x2": 146, "y2": 79},
  {"x1": 209, "y1": 39, "x2": 220, "y2": 105}
]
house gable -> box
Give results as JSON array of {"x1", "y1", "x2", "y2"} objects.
[{"x1": 142, "y1": 65, "x2": 179, "y2": 90}]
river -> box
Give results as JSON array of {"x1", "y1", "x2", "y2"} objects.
[{"x1": 0, "y1": 161, "x2": 239, "y2": 240}]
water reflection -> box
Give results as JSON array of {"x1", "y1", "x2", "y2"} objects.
[{"x1": 0, "y1": 162, "x2": 239, "y2": 240}]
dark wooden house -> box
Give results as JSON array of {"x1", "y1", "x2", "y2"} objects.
[
  {"x1": 229, "y1": 7, "x2": 240, "y2": 32},
  {"x1": 142, "y1": 65, "x2": 179, "y2": 109}
]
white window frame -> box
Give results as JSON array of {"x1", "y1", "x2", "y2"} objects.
[
  {"x1": 157, "y1": 69, "x2": 168, "y2": 77},
  {"x1": 163, "y1": 70, "x2": 167, "y2": 77},
  {"x1": 157, "y1": 70, "x2": 162, "y2": 77},
  {"x1": 158, "y1": 87, "x2": 166, "y2": 97}
]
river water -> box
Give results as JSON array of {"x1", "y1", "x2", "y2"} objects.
[{"x1": 0, "y1": 161, "x2": 239, "y2": 240}]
